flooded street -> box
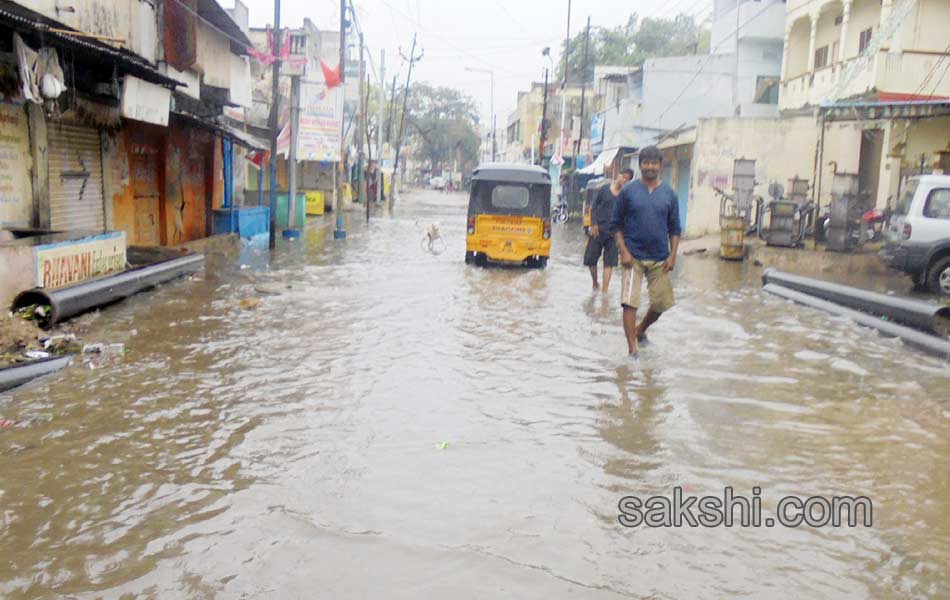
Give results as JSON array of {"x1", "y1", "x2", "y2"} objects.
[{"x1": 2, "y1": 189, "x2": 949, "y2": 598}]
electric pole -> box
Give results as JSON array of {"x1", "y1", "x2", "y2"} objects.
[
  {"x1": 377, "y1": 49, "x2": 385, "y2": 208},
  {"x1": 575, "y1": 16, "x2": 590, "y2": 163},
  {"x1": 356, "y1": 27, "x2": 365, "y2": 208},
  {"x1": 539, "y1": 65, "x2": 548, "y2": 166},
  {"x1": 393, "y1": 34, "x2": 422, "y2": 207},
  {"x1": 267, "y1": 0, "x2": 282, "y2": 249},
  {"x1": 386, "y1": 75, "x2": 397, "y2": 143},
  {"x1": 286, "y1": 72, "x2": 300, "y2": 238},
  {"x1": 334, "y1": 0, "x2": 347, "y2": 239}
]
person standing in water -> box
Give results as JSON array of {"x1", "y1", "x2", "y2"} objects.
[
  {"x1": 610, "y1": 146, "x2": 681, "y2": 357},
  {"x1": 584, "y1": 168, "x2": 633, "y2": 292}
]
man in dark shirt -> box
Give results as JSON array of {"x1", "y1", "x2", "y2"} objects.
[
  {"x1": 584, "y1": 168, "x2": 633, "y2": 292},
  {"x1": 609, "y1": 146, "x2": 681, "y2": 357}
]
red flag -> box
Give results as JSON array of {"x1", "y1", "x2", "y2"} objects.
[{"x1": 321, "y1": 60, "x2": 342, "y2": 89}]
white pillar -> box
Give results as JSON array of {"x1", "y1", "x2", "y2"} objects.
[
  {"x1": 877, "y1": 120, "x2": 904, "y2": 210},
  {"x1": 806, "y1": 13, "x2": 819, "y2": 72},
  {"x1": 781, "y1": 25, "x2": 792, "y2": 80},
  {"x1": 839, "y1": 0, "x2": 852, "y2": 62}
]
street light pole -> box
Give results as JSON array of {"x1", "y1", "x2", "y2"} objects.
[{"x1": 334, "y1": 0, "x2": 347, "y2": 239}]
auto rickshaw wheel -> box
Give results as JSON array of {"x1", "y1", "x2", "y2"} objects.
[
  {"x1": 465, "y1": 251, "x2": 475, "y2": 264},
  {"x1": 527, "y1": 256, "x2": 548, "y2": 269}
]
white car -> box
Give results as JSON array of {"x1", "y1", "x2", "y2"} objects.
[
  {"x1": 429, "y1": 176, "x2": 447, "y2": 190},
  {"x1": 882, "y1": 174, "x2": 950, "y2": 295}
]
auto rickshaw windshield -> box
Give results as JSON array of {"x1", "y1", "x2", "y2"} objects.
[{"x1": 468, "y1": 181, "x2": 551, "y2": 218}]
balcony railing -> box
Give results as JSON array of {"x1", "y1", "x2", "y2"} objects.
[{"x1": 779, "y1": 54, "x2": 877, "y2": 110}]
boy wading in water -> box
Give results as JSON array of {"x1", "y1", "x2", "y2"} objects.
[
  {"x1": 609, "y1": 146, "x2": 681, "y2": 357},
  {"x1": 584, "y1": 169, "x2": 633, "y2": 292}
]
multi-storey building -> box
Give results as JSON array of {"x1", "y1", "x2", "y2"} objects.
[{"x1": 781, "y1": 0, "x2": 950, "y2": 109}]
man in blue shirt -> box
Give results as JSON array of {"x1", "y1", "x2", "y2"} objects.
[{"x1": 609, "y1": 146, "x2": 682, "y2": 357}]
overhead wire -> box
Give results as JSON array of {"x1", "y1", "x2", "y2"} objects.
[{"x1": 654, "y1": 0, "x2": 777, "y2": 124}]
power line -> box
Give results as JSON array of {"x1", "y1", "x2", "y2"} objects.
[
  {"x1": 911, "y1": 43, "x2": 950, "y2": 97},
  {"x1": 374, "y1": 0, "x2": 541, "y2": 80},
  {"x1": 654, "y1": 0, "x2": 776, "y2": 124},
  {"x1": 928, "y1": 57, "x2": 950, "y2": 98}
]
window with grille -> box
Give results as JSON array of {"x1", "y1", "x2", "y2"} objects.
[
  {"x1": 814, "y1": 46, "x2": 829, "y2": 69},
  {"x1": 858, "y1": 28, "x2": 873, "y2": 53},
  {"x1": 754, "y1": 76, "x2": 779, "y2": 104}
]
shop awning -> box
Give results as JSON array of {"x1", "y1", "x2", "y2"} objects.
[
  {"x1": 172, "y1": 110, "x2": 269, "y2": 151},
  {"x1": 578, "y1": 146, "x2": 620, "y2": 175},
  {"x1": 219, "y1": 122, "x2": 268, "y2": 151}
]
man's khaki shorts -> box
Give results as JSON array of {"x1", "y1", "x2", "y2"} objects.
[{"x1": 620, "y1": 258, "x2": 674, "y2": 313}]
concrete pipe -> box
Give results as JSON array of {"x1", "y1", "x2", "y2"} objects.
[
  {"x1": 762, "y1": 268, "x2": 950, "y2": 337},
  {"x1": 763, "y1": 283, "x2": 950, "y2": 360},
  {"x1": 12, "y1": 253, "x2": 205, "y2": 328}
]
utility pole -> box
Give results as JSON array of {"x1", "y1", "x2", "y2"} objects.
[
  {"x1": 267, "y1": 0, "x2": 282, "y2": 249},
  {"x1": 334, "y1": 0, "x2": 347, "y2": 240},
  {"x1": 386, "y1": 75, "x2": 397, "y2": 143},
  {"x1": 393, "y1": 34, "x2": 422, "y2": 207},
  {"x1": 356, "y1": 27, "x2": 365, "y2": 209},
  {"x1": 285, "y1": 72, "x2": 301, "y2": 238},
  {"x1": 558, "y1": 0, "x2": 571, "y2": 162},
  {"x1": 377, "y1": 49, "x2": 385, "y2": 207},
  {"x1": 575, "y1": 16, "x2": 590, "y2": 163},
  {"x1": 539, "y1": 66, "x2": 548, "y2": 166}
]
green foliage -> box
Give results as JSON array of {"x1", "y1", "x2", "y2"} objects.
[
  {"x1": 558, "y1": 13, "x2": 710, "y2": 83},
  {"x1": 405, "y1": 82, "x2": 481, "y2": 173}
]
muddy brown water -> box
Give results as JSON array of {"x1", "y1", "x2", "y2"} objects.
[{"x1": 1, "y1": 190, "x2": 948, "y2": 599}]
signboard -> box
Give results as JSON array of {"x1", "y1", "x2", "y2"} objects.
[
  {"x1": 121, "y1": 76, "x2": 170, "y2": 126},
  {"x1": 0, "y1": 102, "x2": 32, "y2": 227},
  {"x1": 34, "y1": 231, "x2": 127, "y2": 289},
  {"x1": 297, "y1": 81, "x2": 344, "y2": 162}
]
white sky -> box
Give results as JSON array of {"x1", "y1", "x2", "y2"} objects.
[{"x1": 226, "y1": 0, "x2": 713, "y2": 130}]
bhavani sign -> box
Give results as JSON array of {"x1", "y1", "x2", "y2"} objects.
[{"x1": 34, "y1": 232, "x2": 127, "y2": 289}]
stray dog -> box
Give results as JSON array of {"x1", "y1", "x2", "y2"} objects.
[{"x1": 417, "y1": 220, "x2": 446, "y2": 255}]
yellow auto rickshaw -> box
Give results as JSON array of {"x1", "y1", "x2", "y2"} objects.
[{"x1": 465, "y1": 164, "x2": 552, "y2": 268}]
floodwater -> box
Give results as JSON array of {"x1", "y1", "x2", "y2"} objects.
[{"x1": 1, "y1": 190, "x2": 948, "y2": 599}]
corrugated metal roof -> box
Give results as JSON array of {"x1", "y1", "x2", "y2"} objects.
[{"x1": 0, "y1": 0, "x2": 180, "y2": 89}]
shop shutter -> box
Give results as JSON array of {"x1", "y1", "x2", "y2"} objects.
[{"x1": 48, "y1": 123, "x2": 105, "y2": 231}]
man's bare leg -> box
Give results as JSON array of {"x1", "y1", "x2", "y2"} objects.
[
  {"x1": 622, "y1": 306, "x2": 639, "y2": 355},
  {"x1": 602, "y1": 266, "x2": 613, "y2": 293},
  {"x1": 636, "y1": 309, "x2": 662, "y2": 339},
  {"x1": 589, "y1": 266, "x2": 600, "y2": 290}
]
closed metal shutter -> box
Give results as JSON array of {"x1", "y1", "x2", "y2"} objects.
[{"x1": 48, "y1": 123, "x2": 105, "y2": 231}]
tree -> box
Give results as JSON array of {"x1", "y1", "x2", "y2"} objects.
[
  {"x1": 403, "y1": 82, "x2": 481, "y2": 174},
  {"x1": 558, "y1": 13, "x2": 710, "y2": 83}
]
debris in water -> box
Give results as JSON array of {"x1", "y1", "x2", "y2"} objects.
[
  {"x1": 683, "y1": 248, "x2": 707, "y2": 256},
  {"x1": 240, "y1": 297, "x2": 262, "y2": 310},
  {"x1": 0, "y1": 418, "x2": 15, "y2": 429},
  {"x1": 82, "y1": 342, "x2": 125, "y2": 356},
  {"x1": 254, "y1": 285, "x2": 283, "y2": 296},
  {"x1": 437, "y1": 441, "x2": 449, "y2": 449}
]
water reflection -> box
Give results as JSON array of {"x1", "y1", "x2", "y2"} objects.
[{"x1": 0, "y1": 191, "x2": 948, "y2": 598}]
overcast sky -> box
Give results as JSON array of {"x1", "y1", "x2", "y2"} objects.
[{"x1": 226, "y1": 0, "x2": 713, "y2": 130}]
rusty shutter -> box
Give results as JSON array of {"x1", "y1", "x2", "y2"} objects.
[{"x1": 48, "y1": 123, "x2": 105, "y2": 231}]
